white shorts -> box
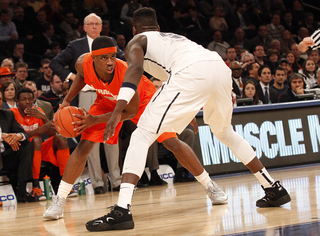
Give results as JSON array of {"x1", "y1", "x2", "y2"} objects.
[{"x1": 138, "y1": 60, "x2": 233, "y2": 135}]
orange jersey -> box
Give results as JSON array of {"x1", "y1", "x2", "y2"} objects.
[
  {"x1": 10, "y1": 107, "x2": 44, "y2": 134},
  {"x1": 81, "y1": 53, "x2": 177, "y2": 143}
]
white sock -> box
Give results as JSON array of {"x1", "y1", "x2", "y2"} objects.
[
  {"x1": 117, "y1": 183, "x2": 136, "y2": 209},
  {"x1": 57, "y1": 180, "x2": 73, "y2": 199},
  {"x1": 254, "y1": 168, "x2": 275, "y2": 188},
  {"x1": 194, "y1": 170, "x2": 212, "y2": 188}
]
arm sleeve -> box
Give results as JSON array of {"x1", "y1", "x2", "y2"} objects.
[{"x1": 310, "y1": 28, "x2": 320, "y2": 50}]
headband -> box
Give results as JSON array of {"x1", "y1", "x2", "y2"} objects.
[{"x1": 92, "y1": 47, "x2": 117, "y2": 56}]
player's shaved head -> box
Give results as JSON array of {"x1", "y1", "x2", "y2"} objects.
[
  {"x1": 92, "y1": 36, "x2": 116, "y2": 51},
  {"x1": 133, "y1": 7, "x2": 159, "y2": 34}
]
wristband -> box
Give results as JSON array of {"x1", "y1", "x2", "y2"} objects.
[{"x1": 117, "y1": 85, "x2": 136, "y2": 103}]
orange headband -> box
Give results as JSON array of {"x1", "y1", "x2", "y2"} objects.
[{"x1": 92, "y1": 47, "x2": 117, "y2": 56}]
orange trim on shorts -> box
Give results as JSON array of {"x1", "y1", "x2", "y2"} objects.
[
  {"x1": 92, "y1": 47, "x2": 117, "y2": 56},
  {"x1": 157, "y1": 132, "x2": 177, "y2": 143}
]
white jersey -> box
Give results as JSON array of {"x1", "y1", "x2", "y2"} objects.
[{"x1": 138, "y1": 31, "x2": 222, "y2": 81}]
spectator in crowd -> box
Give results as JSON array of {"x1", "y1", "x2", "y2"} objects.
[
  {"x1": 45, "y1": 41, "x2": 62, "y2": 60},
  {"x1": 253, "y1": 45, "x2": 270, "y2": 66},
  {"x1": 207, "y1": 29, "x2": 230, "y2": 60},
  {"x1": 0, "y1": 0, "x2": 13, "y2": 19},
  {"x1": 38, "y1": 74, "x2": 63, "y2": 112},
  {"x1": 166, "y1": 6, "x2": 186, "y2": 36},
  {"x1": 250, "y1": 25, "x2": 272, "y2": 51},
  {"x1": 266, "y1": 13, "x2": 284, "y2": 40},
  {"x1": 49, "y1": 13, "x2": 124, "y2": 194},
  {"x1": 1, "y1": 81, "x2": 17, "y2": 109},
  {"x1": 278, "y1": 57, "x2": 290, "y2": 76},
  {"x1": 282, "y1": 11, "x2": 299, "y2": 36},
  {"x1": 13, "y1": 61, "x2": 28, "y2": 90},
  {"x1": 35, "y1": 58, "x2": 53, "y2": 96},
  {"x1": 209, "y1": 5, "x2": 228, "y2": 32},
  {"x1": 280, "y1": 30, "x2": 296, "y2": 55},
  {"x1": 227, "y1": 1, "x2": 255, "y2": 35},
  {"x1": 116, "y1": 34, "x2": 126, "y2": 51},
  {"x1": 0, "y1": 91, "x2": 37, "y2": 203},
  {"x1": 10, "y1": 41, "x2": 41, "y2": 69},
  {"x1": 11, "y1": 87, "x2": 70, "y2": 197},
  {"x1": 262, "y1": 0, "x2": 286, "y2": 15},
  {"x1": 28, "y1": 0, "x2": 44, "y2": 13},
  {"x1": 270, "y1": 39, "x2": 281, "y2": 55},
  {"x1": 300, "y1": 59, "x2": 318, "y2": 89},
  {"x1": 307, "y1": 49, "x2": 320, "y2": 67},
  {"x1": 241, "y1": 80, "x2": 262, "y2": 105},
  {"x1": 291, "y1": 43, "x2": 305, "y2": 66},
  {"x1": 241, "y1": 52, "x2": 255, "y2": 77},
  {"x1": 286, "y1": 51, "x2": 300, "y2": 74},
  {"x1": 0, "y1": 66, "x2": 15, "y2": 85},
  {"x1": 229, "y1": 27, "x2": 251, "y2": 51},
  {"x1": 272, "y1": 66, "x2": 288, "y2": 99},
  {"x1": 12, "y1": 6, "x2": 33, "y2": 41},
  {"x1": 266, "y1": 49, "x2": 279, "y2": 72},
  {"x1": 292, "y1": 0, "x2": 304, "y2": 25},
  {"x1": 294, "y1": 27, "x2": 309, "y2": 44},
  {"x1": 1, "y1": 58, "x2": 14, "y2": 72},
  {"x1": 245, "y1": 62, "x2": 260, "y2": 84},
  {"x1": 39, "y1": 0, "x2": 63, "y2": 26},
  {"x1": 0, "y1": 9, "x2": 18, "y2": 42},
  {"x1": 230, "y1": 61, "x2": 244, "y2": 97},
  {"x1": 33, "y1": 9, "x2": 48, "y2": 34},
  {"x1": 313, "y1": 69, "x2": 320, "y2": 88},
  {"x1": 23, "y1": 80, "x2": 54, "y2": 121},
  {"x1": 256, "y1": 65, "x2": 278, "y2": 104},
  {"x1": 225, "y1": 47, "x2": 237, "y2": 67},
  {"x1": 83, "y1": 0, "x2": 108, "y2": 19},
  {"x1": 120, "y1": 0, "x2": 142, "y2": 33},
  {"x1": 302, "y1": 12, "x2": 319, "y2": 35},
  {"x1": 279, "y1": 73, "x2": 308, "y2": 102},
  {"x1": 18, "y1": 0, "x2": 37, "y2": 25},
  {"x1": 31, "y1": 22, "x2": 63, "y2": 56},
  {"x1": 60, "y1": 11, "x2": 79, "y2": 44},
  {"x1": 100, "y1": 20, "x2": 117, "y2": 39}
]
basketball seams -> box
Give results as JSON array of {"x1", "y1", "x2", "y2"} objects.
[
  {"x1": 67, "y1": 106, "x2": 77, "y2": 137},
  {"x1": 58, "y1": 108, "x2": 73, "y2": 137}
]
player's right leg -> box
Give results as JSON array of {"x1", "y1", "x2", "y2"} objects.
[{"x1": 43, "y1": 139, "x2": 96, "y2": 220}]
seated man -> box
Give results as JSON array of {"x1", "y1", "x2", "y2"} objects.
[
  {"x1": 278, "y1": 73, "x2": 313, "y2": 102},
  {"x1": 0, "y1": 92, "x2": 38, "y2": 203},
  {"x1": 10, "y1": 88, "x2": 70, "y2": 197}
]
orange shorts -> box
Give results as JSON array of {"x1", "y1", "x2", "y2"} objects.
[
  {"x1": 41, "y1": 137, "x2": 58, "y2": 166},
  {"x1": 81, "y1": 100, "x2": 122, "y2": 144},
  {"x1": 157, "y1": 132, "x2": 177, "y2": 143}
]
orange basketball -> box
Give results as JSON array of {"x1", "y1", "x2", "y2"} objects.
[{"x1": 53, "y1": 106, "x2": 84, "y2": 138}]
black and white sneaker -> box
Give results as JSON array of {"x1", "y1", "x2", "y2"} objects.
[
  {"x1": 86, "y1": 205, "x2": 134, "y2": 231},
  {"x1": 256, "y1": 181, "x2": 291, "y2": 207}
]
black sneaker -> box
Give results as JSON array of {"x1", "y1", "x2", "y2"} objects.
[
  {"x1": 149, "y1": 170, "x2": 167, "y2": 186},
  {"x1": 17, "y1": 193, "x2": 39, "y2": 203},
  {"x1": 256, "y1": 181, "x2": 291, "y2": 207},
  {"x1": 86, "y1": 205, "x2": 134, "y2": 231}
]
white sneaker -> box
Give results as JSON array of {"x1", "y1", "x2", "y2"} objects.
[
  {"x1": 43, "y1": 195, "x2": 66, "y2": 220},
  {"x1": 205, "y1": 180, "x2": 228, "y2": 205}
]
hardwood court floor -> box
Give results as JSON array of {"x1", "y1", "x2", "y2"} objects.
[{"x1": 1, "y1": 163, "x2": 320, "y2": 236}]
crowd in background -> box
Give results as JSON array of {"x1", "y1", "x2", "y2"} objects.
[{"x1": 0, "y1": 0, "x2": 320, "y2": 202}]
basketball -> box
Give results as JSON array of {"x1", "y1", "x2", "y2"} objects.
[{"x1": 54, "y1": 106, "x2": 84, "y2": 138}]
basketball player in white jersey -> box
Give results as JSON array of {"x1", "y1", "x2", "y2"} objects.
[{"x1": 86, "y1": 7, "x2": 291, "y2": 231}]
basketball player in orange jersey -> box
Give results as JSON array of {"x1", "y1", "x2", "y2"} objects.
[
  {"x1": 44, "y1": 36, "x2": 227, "y2": 221},
  {"x1": 11, "y1": 88, "x2": 70, "y2": 199}
]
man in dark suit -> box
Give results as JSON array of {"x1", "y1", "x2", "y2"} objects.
[
  {"x1": 49, "y1": 13, "x2": 123, "y2": 194},
  {"x1": 0, "y1": 92, "x2": 37, "y2": 203},
  {"x1": 230, "y1": 61, "x2": 245, "y2": 97},
  {"x1": 256, "y1": 65, "x2": 278, "y2": 104}
]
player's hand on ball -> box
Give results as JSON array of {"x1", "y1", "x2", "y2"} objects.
[
  {"x1": 60, "y1": 100, "x2": 70, "y2": 109},
  {"x1": 72, "y1": 108, "x2": 95, "y2": 134}
]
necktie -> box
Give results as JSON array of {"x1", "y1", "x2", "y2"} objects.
[
  {"x1": 239, "y1": 79, "x2": 243, "y2": 88},
  {"x1": 264, "y1": 86, "x2": 269, "y2": 104}
]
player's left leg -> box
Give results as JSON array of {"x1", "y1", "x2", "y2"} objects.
[
  {"x1": 86, "y1": 127, "x2": 158, "y2": 231},
  {"x1": 162, "y1": 137, "x2": 228, "y2": 204}
]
